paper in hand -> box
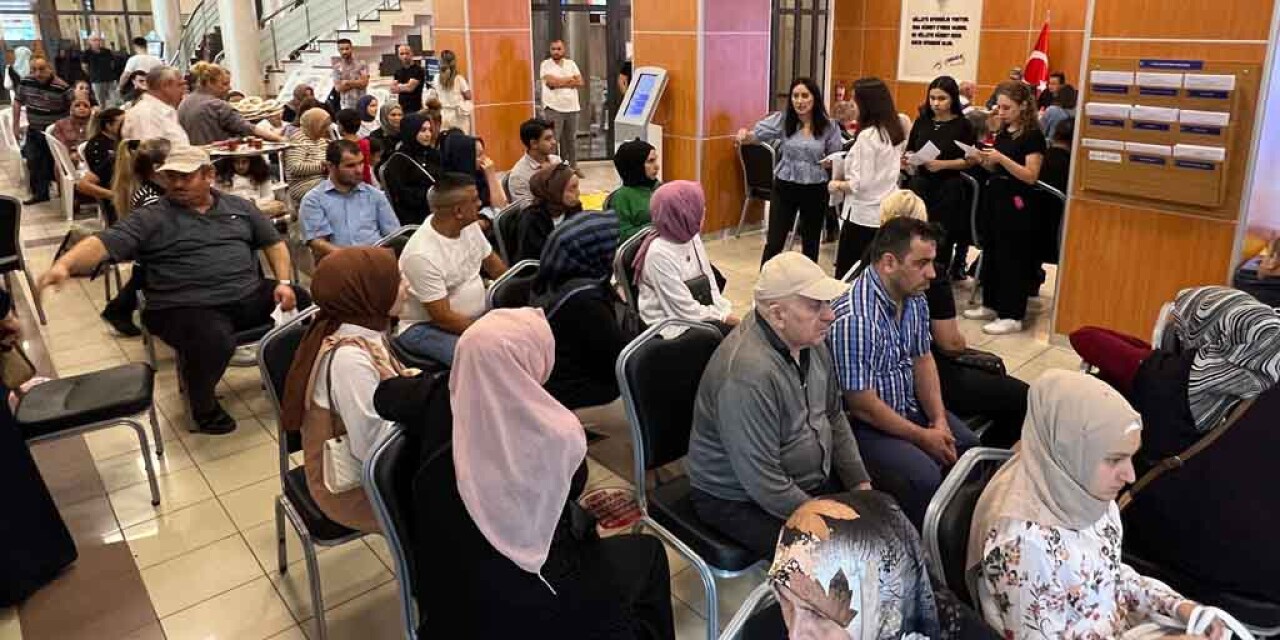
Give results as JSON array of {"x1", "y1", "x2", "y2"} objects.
[
  {"x1": 907, "y1": 141, "x2": 941, "y2": 166},
  {"x1": 823, "y1": 151, "x2": 846, "y2": 165},
  {"x1": 954, "y1": 140, "x2": 980, "y2": 159}
]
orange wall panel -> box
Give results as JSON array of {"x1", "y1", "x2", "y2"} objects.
[
  {"x1": 831, "y1": 28, "x2": 865, "y2": 80},
  {"x1": 633, "y1": 33, "x2": 699, "y2": 138},
  {"x1": 982, "y1": 0, "x2": 1033, "y2": 29},
  {"x1": 864, "y1": 0, "x2": 900, "y2": 28},
  {"x1": 700, "y1": 137, "x2": 747, "y2": 233},
  {"x1": 661, "y1": 136, "x2": 700, "y2": 183},
  {"x1": 434, "y1": 31, "x2": 469, "y2": 75},
  {"x1": 978, "y1": 31, "x2": 1033, "y2": 85},
  {"x1": 433, "y1": 0, "x2": 466, "y2": 29},
  {"x1": 1089, "y1": 41, "x2": 1267, "y2": 64},
  {"x1": 862, "y1": 29, "x2": 899, "y2": 80},
  {"x1": 1092, "y1": 0, "x2": 1273, "y2": 41},
  {"x1": 469, "y1": 31, "x2": 533, "y2": 106},
  {"x1": 633, "y1": 0, "x2": 697, "y2": 33},
  {"x1": 1032, "y1": 0, "x2": 1088, "y2": 30},
  {"x1": 703, "y1": 33, "x2": 771, "y2": 136},
  {"x1": 833, "y1": 0, "x2": 865, "y2": 29},
  {"x1": 466, "y1": 0, "x2": 529, "y2": 30},
  {"x1": 1049, "y1": 30, "x2": 1085, "y2": 84},
  {"x1": 474, "y1": 103, "x2": 535, "y2": 169},
  {"x1": 895, "y1": 82, "x2": 929, "y2": 115}
]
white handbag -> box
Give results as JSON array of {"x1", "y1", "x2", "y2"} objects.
[
  {"x1": 1187, "y1": 605, "x2": 1254, "y2": 640},
  {"x1": 320, "y1": 354, "x2": 363, "y2": 494}
]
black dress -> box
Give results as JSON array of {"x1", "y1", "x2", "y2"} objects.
[
  {"x1": 907, "y1": 115, "x2": 977, "y2": 273},
  {"x1": 372, "y1": 373, "x2": 675, "y2": 639},
  {"x1": 537, "y1": 283, "x2": 631, "y2": 410},
  {"x1": 979, "y1": 127, "x2": 1047, "y2": 321},
  {"x1": 382, "y1": 149, "x2": 440, "y2": 225}
]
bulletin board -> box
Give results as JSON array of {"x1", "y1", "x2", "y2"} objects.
[{"x1": 1075, "y1": 57, "x2": 1260, "y2": 221}]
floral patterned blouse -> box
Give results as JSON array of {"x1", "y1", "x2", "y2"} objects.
[{"x1": 975, "y1": 502, "x2": 1186, "y2": 639}]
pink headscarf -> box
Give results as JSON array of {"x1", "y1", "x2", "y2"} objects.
[
  {"x1": 632, "y1": 180, "x2": 706, "y2": 284},
  {"x1": 449, "y1": 307, "x2": 587, "y2": 579}
]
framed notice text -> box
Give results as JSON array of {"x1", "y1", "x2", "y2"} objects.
[{"x1": 898, "y1": 0, "x2": 984, "y2": 84}]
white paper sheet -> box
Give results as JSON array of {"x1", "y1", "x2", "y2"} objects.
[
  {"x1": 1135, "y1": 72, "x2": 1185, "y2": 89},
  {"x1": 1085, "y1": 102, "x2": 1132, "y2": 119},
  {"x1": 1083, "y1": 138, "x2": 1126, "y2": 151},
  {"x1": 1125, "y1": 142, "x2": 1173, "y2": 157},
  {"x1": 1173, "y1": 144, "x2": 1227, "y2": 162},
  {"x1": 954, "y1": 141, "x2": 980, "y2": 159},
  {"x1": 823, "y1": 151, "x2": 846, "y2": 165},
  {"x1": 1088, "y1": 151, "x2": 1123, "y2": 163},
  {"x1": 1090, "y1": 70, "x2": 1136, "y2": 86},
  {"x1": 1184, "y1": 74, "x2": 1237, "y2": 92},
  {"x1": 1130, "y1": 105, "x2": 1180, "y2": 123},
  {"x1": 907, "y1": 141, "x2": 941, "y2": 166},
  {"x1": 1179, "y1": 110, "x2": 1231, "y2": 127}
]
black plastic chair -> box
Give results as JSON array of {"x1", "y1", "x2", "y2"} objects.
[
  {"x1": 500, "y1": 172, "x2": 513, "y2": 202},
  {"x1": 493, "y1": 199, "x2": 528, "y2": 265},
  {"x1": 922, "y1": 447, "x2": 1012, "y2": 605},
  {"x1": 959, "y1": 172, "x2": 985, "y2": 305},
  {"x1": 616, "y1": 319, "x2": 759, "y2": 639},
  {"x1": 0, "y1": 195, "x2": 46, "y2": 324},
  {"x1": 363, "y1": 423, "x2": 421, "y2": 640},
  {"x1": 613, "y1": 225, "x2": 653, "y2": 310},
  {"x1": 603, "y1": 188, "x2": 618, "y2": 212},
  {"x1": 257, "y1": 307, "x2": 368, "y2": 640},
  {"x1": 18, "y1": 362, "x2": 162, "y2": 505},
  {"x1": 485, "y1": 259, "x2": 538, "y2": 310},
  {"x1": 375, "y1": 224, "x2": 419, "y2": 258},
  {"x1": 1032, "y1": 180, "x2": 1067, "y2": 267},
  {"x1": 735, "y1": 142, "x2": 775, "y2": 238}
]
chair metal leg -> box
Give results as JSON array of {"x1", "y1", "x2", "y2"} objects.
[
  {"x1": 125, "y1": 418, "x2": 161, "y2": 506},
  {"x1": 302, "y1": 535, "x2": 329, "y2": 640},
  {"x1": 20, "y1": 267, "x2": 46, "y2": 325},
  {"x1": 735, "y1": 198, "x2": 751, "y2": 238},
  {"x1": 784, "y1": 213, "x2": 801, "y2": 252},
  {"x1": 275, "y1": 497, "x2": 289, "y2": 573},
  {"x1": 969, "y1": 253, "x2": 984, "y2": 306},
  {"x1": 148, "y1": 403, "x2": 164, "y2": 457}
]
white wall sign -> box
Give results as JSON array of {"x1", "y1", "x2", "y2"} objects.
[{"x1": 897, "y1": 0, "x2": 984, "y2": 84}]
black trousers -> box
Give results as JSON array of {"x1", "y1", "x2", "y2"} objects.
[
  {"x1": 142, "y1": 281, "x2": 309, "y2": 418},
  {"x1": 910, "y1": 172, "x2": 973, "y2": 276},
  {"x1": 980, "y1": 189, "x2": 1039, "y2": 320},
  {"x1": 105, "y1": 266, "x2": 143, "y2": 318},
  {"x1": 834, "y1": 221, "x2": 878, "y2": 280},
  {"x1": 689, "y1": 475, "x2": 845, "y2": 558},
  {"x1": 550, "y1": 534, "x2": 676, "y2": 639},
  {"x1": 934, "y1": 354, "x2": 1028, "y2": 449},
  {"x1": 761, "y1": 179, "x2": 828, "y2": 265},
  {"x1": 23, "y1": 125, "x2": 54, "y2": 200}
]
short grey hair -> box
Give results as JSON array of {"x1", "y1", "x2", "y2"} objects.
[{"x1": 146, "y1": 65, "x2": 182, "y2": 90}]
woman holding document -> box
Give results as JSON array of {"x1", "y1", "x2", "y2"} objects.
[
  {"x1": 906, "y1": 76, "x2": 979, "y2": 282},
  {"x1": 828, "y1": 77, "x2": 912, "y2": 279}
]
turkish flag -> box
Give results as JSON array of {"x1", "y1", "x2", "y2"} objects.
[{"x1": 1024, "y1": 21, "x2": 1051, "y2": 92}]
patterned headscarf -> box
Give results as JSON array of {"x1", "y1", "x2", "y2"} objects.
[
  {"x1": 533, "y1": 211, "x2": 619, "y2": 296},
  {"x1": 769, "y1": 491, "x2": 942, "y2": 638},
  {"x1": 1171, "y1": 286, "x2": 1280, "y2": 431}
]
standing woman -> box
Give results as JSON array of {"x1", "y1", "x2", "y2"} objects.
[
  {"x1": 964, "y1": 81, "x2": 1045, "y2": 335},
  {"x1": 382, "y1": 112, "x2": 441, "y2": 225},
  {"x1": 828, "y1": 77, "x2": 910, "y2": 279},
  {"x1": 430, "y1": 50, "x2": 473, "y2": 134},
  {"x1": 907, "y1": 76, "x2": 978, "y2": 281},
  {"x1": 738, "y1": 77, "x2": 844, "y2": 265}
]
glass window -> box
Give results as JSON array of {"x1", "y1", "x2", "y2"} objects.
[
  {"x1": 129, "y1": 14, "x2": 154, "y2": 41},
  {"x1": 770, "y1": 0, "x2": 828, "y2": 111},
  {"x1": 775, "y1": 11, "x2": 794, "y2": 110},
  {"x1": 90, "y1": 0, "x2": 126, "y2": 11},
  {"x1": 129, "y1": 0, "x2": 153, "y2": 9},
  {"x1": 54, "y1": 0, "x2": 81, "y2": 11},
  {"x1": 94, "y1": 14, "x2": 129, "y2": 49}
]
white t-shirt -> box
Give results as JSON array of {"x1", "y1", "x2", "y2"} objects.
[
  {"x1": 397, "y1": 218, "x2": 491, "y2": 333},
  {"x1": 540, "y1": 58, "x2": 582, "y2": 113}
]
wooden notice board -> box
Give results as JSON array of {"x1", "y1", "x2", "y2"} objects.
[{"x1": 1076, "y1": 57, "x2": 1260, "y2": 221}]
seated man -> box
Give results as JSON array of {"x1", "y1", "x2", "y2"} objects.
[
  {"x1": 299, "y1": 139, "x2": 401, "y2": 262},
  {"x1": 506, "y1": 117, "x2": 561, "y2": 202},
  {"x1": 829, "y1": 216, "x2": 980, "y2": 527},
  {"x1": 38, "y1": 146, "x2": 304, "y2": 434},
  {"x1": 687, "y1": 252, "x2": 872, "y2": 557},
  {"x1": 396, "y1": 172, "x2": 508, "y2": 365}
]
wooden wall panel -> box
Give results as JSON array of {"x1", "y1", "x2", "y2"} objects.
[
  {"x1": 433, "y1": 0, "x2": 465, "y2": 29},
  {"x1": 661, "y1": 136, "x2": 700, "y2": 183},
  {"x1": 862, "y1": 29, "x2": 899, "y2": 80},
  {"x1": 834, "y1": 0, "x2": 865, "y2": 29},
  {"x1": 633, "y1": 0, "x2": 697, "y2": 32},
  {"x1": 468, "y1": 31, "x2": 532, "y2": 105},
  {"x1": 700, "y1": 137, "x2": 747, "y2": 232},
  {"x1": 474, "y1": 103, "x2": 535, "y2": 168},
  {"x1": 983, "y1": 0, "x2": 1033, "y2": 29},
  {"x1": 1092, "y1": 0, "x2": 1273, "y2": 40},
  {"x1": 467, "y1": 0, "x2": 528, "y2": 29},
  {"x1": 632, "y1": 33, "x2": 699, "y2": 138}
]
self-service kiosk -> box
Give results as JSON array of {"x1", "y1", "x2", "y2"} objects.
[{"x1": 614, "y1": 66, "x2": 668, "y2": 178}]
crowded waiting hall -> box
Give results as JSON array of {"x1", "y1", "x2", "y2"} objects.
[{"x1": 1, "y1": 0, "x2": 1278, "y2": 637}]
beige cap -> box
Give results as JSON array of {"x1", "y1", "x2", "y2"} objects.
[
  {"x1": 754, "y1": 251, "x2": 849, "y2": 302},
  {"x1": 156, "y1": 145, "x2": 212, "y2": 174}
]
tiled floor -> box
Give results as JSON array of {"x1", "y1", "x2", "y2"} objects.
[{"x1": 1, "y1": 160, "x2": 1082, "y2": 639}]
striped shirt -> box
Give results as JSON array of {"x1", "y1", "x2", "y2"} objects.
[
  {"x1": 828, "y1": 268, "x2": 932, "y2": 416},
  {"x1": 15, "y1": 76, "x2": 72, "y2": 130}
]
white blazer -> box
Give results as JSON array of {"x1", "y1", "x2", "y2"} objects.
[{"x1": 832, "y1": 113, "x2": 912, "y2": 228}]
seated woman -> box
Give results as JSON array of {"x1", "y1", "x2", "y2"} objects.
[
  {"x1": 75, "y1": 107, "x2": 125, "y2": 223},
  {"x1": 969, "y1": 370, "x2": 1228, "y2": 639},
  {"x1": 516, "y1": 163, "x2": 583, "y2": 262},
  {"x1": 355, "y1": 94, "x2": 379, "y2": 139},
  {"x1": 99, "y1": 138, "x2": 171, "y2": 337},
  {"x1": 282, "y1": 84, "x2": 315, "y2": 124},
  {"x1": 284, "y1": 107, "x2": 333, "y2": 208},
  {"x1": 51, "y1": 95, "x2": 92, "y2": 165},
  {"x1": 532, "y1": 211, "x2": 633, "y2": 410},
  {"x1": 634, "y1": 181, "x2": 737, "y2": 334},
  {"x1": 439, "y1": 129, "x2": 509, "y2": 216},
  {"x1": 382, "y1": 112, "x2": 441, "y2": 225},
  {"x1": 214, "y1": 155, "x2": 287, "y2": 219},
  {"x1": 367, "y1": 102, "x2": 402, "y2": 175},
  {"x1": 385, "y1": 307, "x2": 674, "y2": 637},
  {"x1": 611, "y1": 138, "x2": 660, "y2": 241},
  {"x1": 762, "y1": 492, "x2": 999, "y2": 640},
  {"x1": 281, "y1": 247, "x2": 408, "y2": 533}
]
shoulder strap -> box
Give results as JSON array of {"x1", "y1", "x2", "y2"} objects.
[{"x1": 1119, "y1": 396, "x2": 1257, "y2": 510}]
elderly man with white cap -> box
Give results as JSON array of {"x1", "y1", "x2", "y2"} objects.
[
  {"x1": 686, "y1": 251, "x2": 873, "y2": 557},
  {"x1": 37, "y1": 146, "x2": 305, "y2": 435}
]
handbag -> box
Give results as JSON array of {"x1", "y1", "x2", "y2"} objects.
[
  {"x1": 939, "y1": 347, "x2": 1007, "y2": 376},
  {"x1": 320, "y1": 352, "x2": 363, "y2": 494}
]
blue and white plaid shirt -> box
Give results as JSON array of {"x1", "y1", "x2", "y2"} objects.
[{"x1": 828, "y1": 268, "x2": 932, "y2": 417}]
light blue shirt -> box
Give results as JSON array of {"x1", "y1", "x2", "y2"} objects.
[
  {"x1": 299, "y1": 179, "x2": 401, "y2": 247},
  {"x1": 753, "y1": 111, "x2": 845, "y2": 185}
]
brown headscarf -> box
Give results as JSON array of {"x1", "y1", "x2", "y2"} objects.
[
  {"x1": 528, "y1": 163, "x2": 581, "y2": 217},
  {"x1": 281, "y1": 247, "x2": 401, "y2": 431}
]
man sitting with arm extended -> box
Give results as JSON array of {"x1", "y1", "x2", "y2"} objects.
[
  {"x1": 300, "y1": 139, "x2": 401, "y2": 262},
  {"x1": 395, "y1": 172, "x2": 508, "y2": 366},
  {"x1": 829, "y1": 216, "x2": 980, "y2": 528},
  {"x1": 37, "y1": 146, "x2": 305, "y2": 435},
  {"x1": 687, "y1": 252, "x2": 872, "y2": 557}
]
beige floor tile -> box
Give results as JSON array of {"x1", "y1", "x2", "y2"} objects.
[
  {"x1": 123, "y1": 499, "x2": 239, "y2": 569},
  {"x1": 220, "y1": 476, "x2": 282, "y2": 531},
  {"x1": 673, "y1": 596, "x2": 709, "y2": 640},
  {"x1": 140, "y1": 534, "x2": 265, "y2": 617},
  {"x1": 0, "y1": 607, "x2": 20, "y2": 640},
  {"x1": 243, "y1": 519, "x2": 306, "y2": 574},
  {"x1": 982, "y1": 334, "x2": 1051, "y2": 372},
  {"x1": 160, "y1": 576, "x2": 296, "y2": 640},
  {"x1": 670, "y1": 564, "x2": 768, "y2": 630},
  {"x1": 49, "y1": 340, "x2": 125, "y2": 371},
  {"x1": 266, "y1": 626, "x2": 309, "y2": 640},
  {"x1": 181, "y1": 418, "x2": 274, "y2": 464},
  {"x1": 93, "y1": 437, "x2": 194, "y2": 492},
  {"x1": 55, "y1": 355, "x2": 130, "y2": 378},
  {"x1": 362, "y1": 535, "x2": 395, "y2": 572},
  {"x1": 199, "y1": 442, "x2": 279, "y2": 495},
  {"x1": 299, "y1": 580, "x2": 401, "y2": 640},
  {"x1": 81, "y1": 418, "x2": 177, "y2": 462},
  {"x1": 108, "y1": 465, "x2": 216, "y2": 529},
  {"x1": 270, "y1": 541, "x2": 393, "y2": 620}
]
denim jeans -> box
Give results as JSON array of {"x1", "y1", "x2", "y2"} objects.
[{"x1": 395, "y1": 322, "x2": 460, "y2": 366}]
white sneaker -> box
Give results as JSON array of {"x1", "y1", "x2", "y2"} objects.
[
  {"x1": 963, "y1": 306, "x2": 997, "y2": 321},
  {"x1": 983, "y1": 318, "x2": 1024, "y2": 335},
  {"x1": 229, "y1": 345, "x2": 258, "y2": 367}
]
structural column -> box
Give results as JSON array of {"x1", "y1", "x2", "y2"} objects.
[
  {"x1": 434, "y1": 0, "x2": 534, "y2": 169},
  {"x1": 633, "y1": 0, "x2": 771, "y2": 235},
  {"x1": 217, "y1": 0, "x2": 265, "y2": 95},
  {"x1": 150, "y1": 0, "x2": 181, "y2": 61}
]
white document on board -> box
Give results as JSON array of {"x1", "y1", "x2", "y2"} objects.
[
  {"x1": 1135, "y1": 72, "x2": 1185, "y2": 89},
  {"x1": 1130, "y1": 105, "x2": 1180, "y2": 123},
  {"x1": 907, "y1": 141, "x2": 941, "y2": 166},
  {"x1": 1173, "y1": 144, "x2": 1227, "y2": 162},
  {"x1": 1089, "y1": 151, "x2": 1123, "y2": 163},
  {"x1": 1125, "y1": 142, "x2": 1173, "y2": 157},
  {"x1": 1179, "y1": 110, "x2": 1231, "y2": 126},
  {"x1": 1090, "y1": 70, "x2": 1136, "y2": 86},
  {"x1": 1085, "y1": 103, "x2": 1132, "y2": 119},
  {"x1": 1083, "y1": 138, "x2": 1126, "y2": 151},
  {"x1": 1184, "y1": 74, "x2": 1237, "y2": 91}
]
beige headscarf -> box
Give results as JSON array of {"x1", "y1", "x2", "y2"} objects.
[
  {"x1": 450, "y1": 307, "x2": 587, "y2": 582},
  {"x1": 300, "y1": 107, "x2": 332, "y2": 141},
  {"x1": 966, "y1": 370, "x2": 1141, "y2": 571}
]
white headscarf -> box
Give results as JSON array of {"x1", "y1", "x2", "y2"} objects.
[{"x1": 4, "y1": 47, "x2": 32, "y2": 91}]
